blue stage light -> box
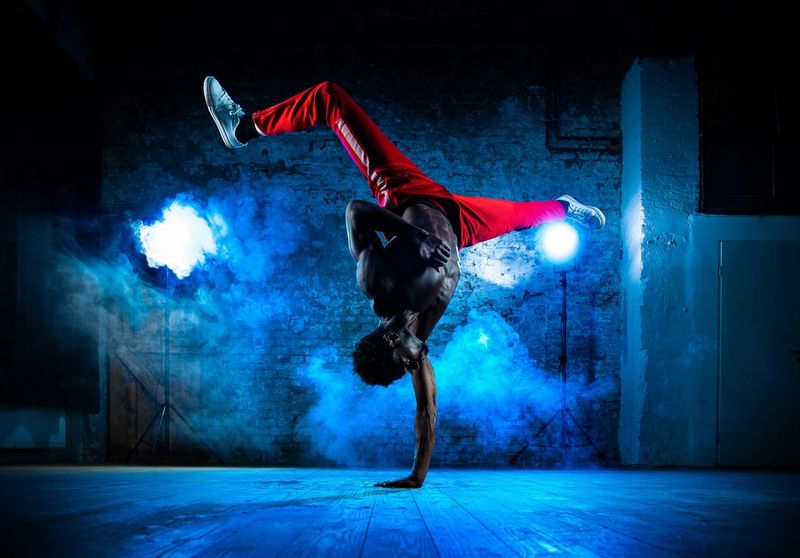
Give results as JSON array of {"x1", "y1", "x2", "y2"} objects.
[
  {"x1": 538, "y1": 222, "x2": 580, "y2": 264},
  {"x1": 135, "y1": 200, "x2": 219, "y2": 279}
]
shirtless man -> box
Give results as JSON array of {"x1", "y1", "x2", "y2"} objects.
[{"x1": 204, "y1": 78, "x2": 605, "y2": 488}]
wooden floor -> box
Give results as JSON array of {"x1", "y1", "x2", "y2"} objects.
[{"x1": 1, "y1": 467, "x2": 798, "y2": 557}]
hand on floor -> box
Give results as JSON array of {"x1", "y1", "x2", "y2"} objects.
[{"x1": 374, "y1": 476, "x2": 423, "y2": 489}]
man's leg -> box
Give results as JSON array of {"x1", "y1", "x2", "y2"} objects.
[
  {"x1": 453, "y1": 194, "x2": 567, "y2": 248},
  {"x1": 206, "y1": 78, "x2": 430, "y2": 207},
  {"x1": 204, "y1": 78, "x2": 605, "y2": 241},
  {"x1": 452, "y1": 194, "x2": 605, "y2": 248}
]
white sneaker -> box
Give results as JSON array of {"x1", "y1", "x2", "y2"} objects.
[
  {"x1": 557, "y1": 195, "x2": 606, "y2": 229},
  {"x1": 203, "y1": 76, "x2": 246, "y2": 149}
]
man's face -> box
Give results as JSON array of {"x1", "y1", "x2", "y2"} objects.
[{"x1": 383, "y1": 326, "x2": 428, "y2": 371}]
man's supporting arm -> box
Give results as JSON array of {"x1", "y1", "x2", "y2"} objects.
[{"x1": 375, "y1": 356, "x2": 437, "y2": 489}]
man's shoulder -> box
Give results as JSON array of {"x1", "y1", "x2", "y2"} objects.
[{"x1": 403, "y1": 203, "x2": 457, "y2": 245}]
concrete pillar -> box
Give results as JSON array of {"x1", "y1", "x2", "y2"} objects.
[{"x1": 620, "y1": 59, "x2": 701, "y2": 465}]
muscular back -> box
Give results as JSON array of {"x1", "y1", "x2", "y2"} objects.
[{"x1": 364, "y1": 204, "x2": 460, "y2": 340}]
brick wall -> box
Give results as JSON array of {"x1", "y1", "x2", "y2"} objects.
[{"x1": 102, "y1": 45, "x2": 626, "y2": 467}]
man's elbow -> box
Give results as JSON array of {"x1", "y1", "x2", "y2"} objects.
[{"x1": 345, "y1": 199, "x2": 370, "y2": 221}]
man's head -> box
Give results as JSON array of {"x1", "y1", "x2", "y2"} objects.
[{"x1": 352, "y1": 320, "x2": 428, "y2": 386}]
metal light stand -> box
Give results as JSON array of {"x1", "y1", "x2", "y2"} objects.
[
  {"x1": 126, "y1": 268, "x2": 176, "y2": 464},
  {"x1": 510, "y1": 268, "x2": 606, "y2": 465}
]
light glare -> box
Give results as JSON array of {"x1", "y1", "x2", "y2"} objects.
[{"x1": 539, "y1": 222, "x2": 579, "y2": 264}]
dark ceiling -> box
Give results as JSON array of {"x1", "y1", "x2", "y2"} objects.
[
  {"x1": 80, "y1": 0, "x2": 798, "y2": 61},
  {"x1": 6, "y1": 0, "x2": 797, "y2": 88}
]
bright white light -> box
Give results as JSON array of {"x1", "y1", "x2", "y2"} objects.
[
  {"x1": 538, "y1": 222, "x2": 579, "y2": 264},
  {"x1": 136, "y1": 201, "x2": 218, "y2": 279},
  {"x1": 477, "y1": 330, "x2": 490, "y2": 347},
  {"x1": 623, "y1": 192, "x2": 644, "y2": 283}
]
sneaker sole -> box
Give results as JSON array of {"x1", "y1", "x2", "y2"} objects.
[
  {"x1": 204, "y1": 76, "x2": 235, "y2": 149},
  {"x1": 588, "y1": 205, "x2": 606, "y2": 228},
  {"x1": 560, "y1": 194, "x2": 606, "y2": 229}
]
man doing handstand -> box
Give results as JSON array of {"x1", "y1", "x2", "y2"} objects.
[{"x1": 204, "y1": 78, "x2": 605, "y2": 488}]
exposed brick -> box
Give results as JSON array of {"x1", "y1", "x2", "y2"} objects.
[{"x1": 103, "y1": 45, "x2": 624, "y2": 467}]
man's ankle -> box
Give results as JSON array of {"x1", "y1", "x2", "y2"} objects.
[{"x1": 234, "y1": 115, "x2": 260, "y2": 144}]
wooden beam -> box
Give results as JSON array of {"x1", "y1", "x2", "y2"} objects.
[{"x1": 114, "y1": 346, "x2": 218, "y2": 456}]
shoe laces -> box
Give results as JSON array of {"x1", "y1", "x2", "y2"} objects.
[
  {"x1": 218, "y1": 89, "x2": 245, "y2": 118},
  {"x1": 570, "y1": 204, "x2": 594, "y2": 219},
  {"x1": 561, "y1": 198, "x2": 592, "y2": 221}
]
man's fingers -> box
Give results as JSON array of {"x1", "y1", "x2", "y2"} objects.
[
  {"x1": 427, "y1": 246, "x2": 446, "y2": 266},
  {"x1": 421, "y1": 236, "x2": 451, "y2": 267}
]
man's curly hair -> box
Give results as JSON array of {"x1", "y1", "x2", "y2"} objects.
[{"x1": 352, "y1": 326, "x2": 406, "y2": 387}]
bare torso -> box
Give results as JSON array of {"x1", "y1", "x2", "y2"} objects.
[{"x1": 357, "y1": 203, "x2": 460, "y2": 340}]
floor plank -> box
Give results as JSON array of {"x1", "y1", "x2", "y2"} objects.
[
  {"x1": 175, "y1": 472, "x2": 357, "y2": 557},
  {"x1": 1, "y1": 467, "x2": 798, "y2": 557},
  {"x1": 361, "y1": 476, "x2": 439, "y2": 558},
  {"x1": 271, "y1": 480, "x2": 374, "y2": 558},
  {"x1": 434, "y1": 473, "x2": 654, "y2": 557},
  {"x1": 506, "y1": 470, "x2": 798, "y2": 555},
  {"x1": 411, "y1": 482, "x2": 519, "y2": 557}
]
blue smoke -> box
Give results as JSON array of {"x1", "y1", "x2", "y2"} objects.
[
  {"x1": 434, "y1": 310, "x2": 560, "y2": 420},
  {"x1": 297, "y1": 310, "x2": 600, "y2": 467},
  {"x1": 298, "y1": 346, "x2": 417, "y2": 467},
  {"x1": 149, "y1": 186, "x2": 306, "y2": 458},
  {"x1": 46, "y1": 185, "x2": 308, "y2": 460},
  {"x1": 142, "y1": 187, "x2": 305, "y2": 342},
  {"x1": 43, "y1": 186, "x2": 611, "y2": 466}
]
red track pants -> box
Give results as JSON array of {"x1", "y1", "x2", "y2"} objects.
[{"x1": 251, "y1": 81, "x2": 565, "y2": 248}]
